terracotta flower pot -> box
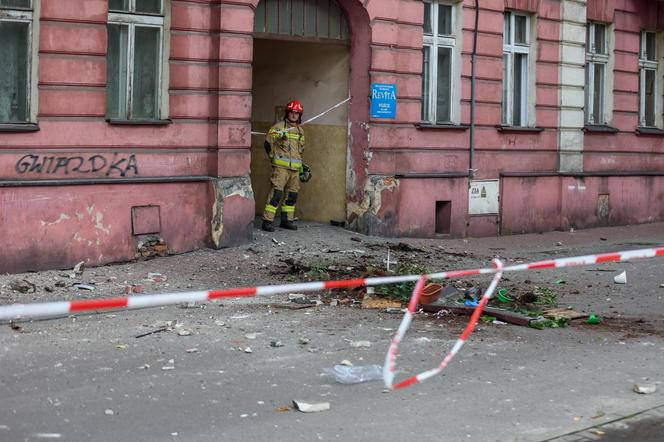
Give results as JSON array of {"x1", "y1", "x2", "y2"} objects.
[{"x1": 419, "y1": 283, "x2": 443, "y2": 305}]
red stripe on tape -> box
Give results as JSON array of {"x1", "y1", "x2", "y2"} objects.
[
  {"x1": 446, "y1": 269, "x2": 481, "y2": 278},
  {"x1": 208, "y1": 288, "x2": 257, "y2": 299},
  {"x1": 656, "y1": 248, "x2": 664, "y2": 256},
  {"x1": 528, "y1": 261, "x2": 556, "y2": 269},
  {"x1": 596, "y1": 253, "x2": 621, "y2": 263},
  {"x1": 324, "y1": 278, "x2": 366, "y2": 289},
  {"x1": 393, "y1": 377, "x2": 419, "y2": 390},
  {"x1": 70, "y1": 298, "x2": 129, "y2": 312}
]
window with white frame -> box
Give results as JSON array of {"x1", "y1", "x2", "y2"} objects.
[
  {"x1": 107, "y1": 0, "x2": 165, "y2": 120},
  {"x1": 502, "y1": 11, "x2": 530, "y2": 126},
  {"x1": 585, "y1": 22, "x2": 608, "y2": 125},
  {"x1": 0, "y1": 0, "x2": 36, "y2": 124},
  {"x1": 422, "y1": 1, "x2": 456, "y2": 124},
  {"x1": 639, "y1": 31, "x2": 658, "y2": 128}
]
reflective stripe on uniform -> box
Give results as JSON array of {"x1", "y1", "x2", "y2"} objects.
[
  {"x1": 282, "y1": 205, "x2": 295, "y2": 213},
  {"x1": 264, "y1": 204, "x2": 277, "y2": 214},
  {"x1": 272, "y1": 157, "x2": 302, "y2": 168}
]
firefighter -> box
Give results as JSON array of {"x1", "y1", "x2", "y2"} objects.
[{"x1": 262, "y1": 100, "x2": 306, "y2": 232}]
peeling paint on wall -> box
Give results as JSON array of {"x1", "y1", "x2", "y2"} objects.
[
  {"x1": 347, "y1": 175, "x2": 398, "y2": 233},
  {"x1": 40, "y1": 213, "x2": 70, "y2": 226},
  {"x1": 211, "y1": 176, "x2": 254, "y2": 248}
]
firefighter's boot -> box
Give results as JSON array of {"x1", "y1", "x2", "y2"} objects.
[{"x1": 261, "y1": 220, "x2": 275, "y2": 232}]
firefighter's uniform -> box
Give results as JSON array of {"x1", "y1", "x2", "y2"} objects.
[{"x1": 262, "y1": 119, "x2": 305, "y2": 225}]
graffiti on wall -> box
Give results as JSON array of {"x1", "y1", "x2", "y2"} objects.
[{"x1": 15, "y1": 153, "x2": 139, "y2": 177}]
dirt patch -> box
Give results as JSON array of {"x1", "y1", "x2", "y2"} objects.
[{"x1": 576, "y1": 317, "x2": 664, "y2": 339}]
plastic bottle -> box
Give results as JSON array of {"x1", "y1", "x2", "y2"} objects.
[{"x1": 323, "y1": 364, "x2": 383, "y2": 384}]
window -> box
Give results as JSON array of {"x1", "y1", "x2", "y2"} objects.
[
  {"x1": 0, "y1": 0, "x2": 36, "y2": 124},
  {"x1": 502, "y1": 11, "x2": 530, "y2": 126},
  {"x1": 585, "y1": 22, "x2": 608, "y2": 125},
  {"x1": 107, "y1": 0, "x2": 165, "y2": 120},
  {"x1": 422, "y1": 1, "x2": 456, "y2": 124},
  {"x1": 639, "y1": 31, "x2": 658, "y2": 128}
]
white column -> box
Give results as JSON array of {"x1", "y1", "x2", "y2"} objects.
[{"x1": 558, "y1": 0, "x2": 587, "y2": 173}]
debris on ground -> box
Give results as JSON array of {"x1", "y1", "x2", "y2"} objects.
[
  {"x1": 349, "y1": 340, "x2": 371, "y2": 348},
  {"x1": 147, "y1": 273, "x2": 167, "y2": 283},
  {"x1": 361, "y1": 293, "x2": 401, "y2": 310},
  {"x1": 586, "y1": 314, "x2": 601, "y2": 325},
  {"x1": 614, "y1": 271, "x2": 627, "y2": 284},
  {"x1": 73, "y1": 283, "x2": 95, "y2": 291},
  {"x1": 633, "y1": 383, "x2": 657, "y2": 394},
  {"x1": 270, "y1": 340, "x2": 284, "y2": 348},
  {"x1": 323, "y1": 364, "x2": 383, "y2": 384},
  {"x1": 73, "y1": 261, "x2": 85, "y2": 276},
  {"x1": 135, "y1": 327, "x2": 168, "y2": 339},
  {"x1": 292, "y1": 400, "x2": 331, "y2": 413},
  {"x1": 10, "y1": 279, "x2": 36, "y2": 293}
]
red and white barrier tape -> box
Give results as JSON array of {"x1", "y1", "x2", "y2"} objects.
[
  {"x1": 384, "y1": 260, "x2": 504, "y2": 390},
  {"x1": 250, "y1": 97, "x2": 351, "y2": 136},
  {"x1": 1, "y1": 246, "x2": 662, "y2": 323},
  {"x1": 1, "y1": 246, "x2": 663, "y2": 390}
]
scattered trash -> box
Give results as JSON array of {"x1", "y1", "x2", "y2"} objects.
[
  {"x1": 288, "y1": 293, "x2": 307, "y2": 302},
  {"x1": 419, "y1": 283, "x2": 442, "y2": 305},
  {"x1": 138, "y1": 364, "x2": 150, "y2": 370},
  {"x1": 660, "y1": 283, "x2": 664, "y2": 288},
  {"x1": 73, "y1": 261, "x2": 85, "y2": 276},
  {"x1": 339, "y1": 360, "x2": 353, "y2": 366},
  {"x1": 480, "y1": 316, "x2": 497, "y2": 323},
  {"x1": 586, "y1": 314, "x2": 601, "y2": 325},
  {"x1": 553, "y1": 279, "x2": 566, "y2": 285},
  {"x1": 185, "y1": 348, "x2": 199, "y2": 353},
  {"x1": 73, "y1": 283, "x2": 95, "y2": 291},
  {"x1": 9, "y1": 322, "x2": 22, "y2": 332},
  {"x1": 464, "y1": 300, "x2": 479, "y2": 307},
  {"x1": 492, "y1": 320, "x2": 508, "y2": 325},
  {"x1": 633, "y1": 383, "x2": 657, "y2": 394},
  {"x1": 10, "y1": 279, "x2": 36, "y2": 293},
  {"x1": 115, "y1": 344, "x2": 128, "y2": 350},
  {"x1": 350, "y1": 340, "x2": 371, "y2": 348},
  {"x1": 147, "y1": 273, "x2": 167, "y2": 283},
  {"x1": 243, "y1": 347, "x2": 253, "y2": 353},
  {"x1": 104, "y1": 409, "x2": 114, "y2": 416},
  {"x1": 245, "y1": 333, "x2": 257, "y2": 340},
  {"x1": 292, "y1": 400, "x2": 330, "y2": 413},
  {"x1": 125, "y1": 284, "x2": 144, "y2": 294},
  {"x1": 556, "y1": 241, "x2": 563, "y2": 246},
  {"x1": 323, "y1": 364, "x2": 383, "y2": 384},
  {"x1": 361, "y1": 294, "x2": 401, "y2": 310},
  {"x1": 270, "y1": 340, "x2": 284, "y2": 348},
  {"x1": 276, "y1": 405, "x2": 292, "y2": 412},
  {"x1": 543, "y1": 308, "x2": 588, "y2": 321},
  {"x1": 272, "y1": 238, "x2": 285, "y2": 246},
  {"x1": 385, "y1": 308, "x2": 403, "y2": 314},
  {"x1": 177, "y1": 330, "x2": 192, "y2": 337},
  {"x1": 614, "y1": 271, "x2": 627, "y2": 284},
  {"x1": 162, "y1": 366, "x2": 175, "y2": 371},
  {"x1": 135, "y1": 327, "x2": 168, "y2": 339},
  {"x1": 298, "y1": 337, "x2": 310, "y2": 345},
  {"x1": 589, "y1": 429, "x2": 606, "y2": 436},
  {"x1": 496, "y1": 289, "x2": 514, "y2": 303}
]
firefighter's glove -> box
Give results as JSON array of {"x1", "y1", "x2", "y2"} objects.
[
  {"x1": 299, "y1": 163, "x2": 312, "y2": 183},
  {"x1": 263, "y1": 141, "x2": 272, "y2": 156}
]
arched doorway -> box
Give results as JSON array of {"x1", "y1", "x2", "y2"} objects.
[{"x1": 250, "y1": 0, "x2": 352, "y2": 225}]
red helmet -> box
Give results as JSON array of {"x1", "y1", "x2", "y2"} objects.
[{"x1": 285, "y1": 100, "x2": 304, "y2": 114}]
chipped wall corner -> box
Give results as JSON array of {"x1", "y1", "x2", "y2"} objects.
[
  {"x1": 346, "y1": 175, "x2": 399, "y2": 236},
  {"x1": 211, "y1": 176, "x2": 255, "y2": 249}
]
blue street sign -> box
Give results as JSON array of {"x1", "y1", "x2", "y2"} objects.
[{"x1": 370, "y1": 83, "x2": 397, "y2": 119}]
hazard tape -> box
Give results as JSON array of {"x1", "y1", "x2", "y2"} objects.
[
  {"x1": 250, "y1": 97, "x2": 350, "y2": 136},
  {"x1": 383, "y1": 260, "x2": 504, "y2": 390},
  {"x1": 1, "y1": 246, "x2": 662, "y2": 322},
  {"x1": 1, "y1": 246, "x2": 663, "y2": 390}
]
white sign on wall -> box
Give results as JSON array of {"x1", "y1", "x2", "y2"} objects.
[{"x1": 468, "y1": 179, "x2": 500, "y2": 215}]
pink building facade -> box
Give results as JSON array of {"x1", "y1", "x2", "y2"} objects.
[{"x1": 1, "y1": 0, "x2": 663, "y2": 272}]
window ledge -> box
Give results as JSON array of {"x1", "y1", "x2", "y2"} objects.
[
  {"x1": 583, "y1": 125, "x2": 619, "y2": 133},
  {"x1": 636, "y1": 127, "x2": 664, "y2": 136},
  {"x1": 0, "y1": 123, "x2": 40, "y2": 132},
  {"x1": 497, "y1": 126, "x2": 544, "y2": 133},
  {"x1": 416, "y1": 123, "x2": 469, "y2": 131},
  {"x1": 107, "y1": 118, "x2": 172, "y2": 126}
]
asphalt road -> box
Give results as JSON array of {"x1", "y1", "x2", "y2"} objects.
[{"x1": 1, "y1": 222, "x2": 663, "y2": 441}]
